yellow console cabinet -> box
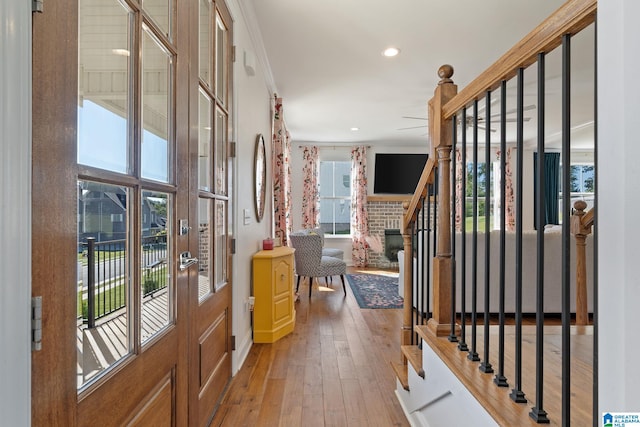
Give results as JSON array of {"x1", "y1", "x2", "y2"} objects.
[{"x1": 252, "y1": 246, "x2": 296, "y2": 343}]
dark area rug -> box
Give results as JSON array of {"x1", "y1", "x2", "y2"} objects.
[{"x1": 346, "y1": 273, "x2": 403, "y2": 309}]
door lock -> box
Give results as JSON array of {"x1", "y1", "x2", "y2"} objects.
[
  {"x1": 179, "y1": 219, "x2": 191, "y2": 236},
  {"x1": 179, "y1": 251, "x2": 199, "y2": 271}
]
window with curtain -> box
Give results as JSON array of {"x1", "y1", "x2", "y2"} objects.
[{"x1": 319, "y1": 160, "x2": 351, "y2": 235}]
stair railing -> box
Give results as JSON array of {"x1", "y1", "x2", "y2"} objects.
[{"x1": 399, "y1": 0, "x2": 597, "y2": 424}]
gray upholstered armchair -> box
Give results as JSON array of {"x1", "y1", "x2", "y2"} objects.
[
  {"x1": 296, "y1": 228, "x2": 344, "y2": 260},
  {"x1": 289, "y1": 232, "x2": 346, "y2": 298}
]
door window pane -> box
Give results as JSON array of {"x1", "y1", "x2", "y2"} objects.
[
  {"x1": 141, "y1": 190, "x2": 172, "y2": 342},
  {"x1": 199, "y1": 0, "x2": 212, "y2": 87},
  {"x1": 78, "y1": 0, "x2": 131, "y2": 173},
  {"x1": 214, "y1": 109, "x2": 227, "y2": 194},
  {"x1": 77, "y1": 180, "x2": 131, "y2": 389},
  {"x1": 141, "y1": 28, "x2": 172, "y2": 183},
  {"x1": 214, "y1": 199, "x2": 227, "y2": 290},
  {"x1": 142, "y1": 0, "x2": 171, "y2": 39},
  {"x1": 199, "y1": 90, "x2": 212, "y2": 191},
  {"x1": 215, "y1": 13, "x2": 227, "y2": 105},
  {"x1": 198, "y1": 198, "x2": 212, "y2": 300}
]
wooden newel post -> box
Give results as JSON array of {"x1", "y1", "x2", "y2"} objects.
[
  {"x1": 428, "y1": 65, "x2": 458, "y2": 337},
  {"x1": 570, "y1": 200, "x2": 592, "y2": 325},
  {"x1": 401, "y1": 202, "x2": 414, "y2": 349}
]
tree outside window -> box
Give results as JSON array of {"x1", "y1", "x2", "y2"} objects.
[
  {"x1": 559, "y1": 164, "x2": 595, "y2": 219},
  {"x1": 465, "y1": 162, "x2": 496, "y2": 232},
  {"x1": 319, "y1": 161, "x2": 351, "y2": 235}
]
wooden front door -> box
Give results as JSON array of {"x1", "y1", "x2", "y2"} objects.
[
  {"x1": 31, "y1": 0, "x2": 232, "y2": 424},
  {"x1": 189, "y1": 1, "x2": 234, "y2": 425}
]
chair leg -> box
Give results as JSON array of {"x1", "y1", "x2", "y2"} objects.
[
  {"x1": 296, "y1": 275, "x2": 301, "y2": 293},
  {"x1": 309, "y1": 277, "x2": 313, "y2": 298},
  {"x1": 340, "y1": 275, "x2": 346, "y2": 296}
]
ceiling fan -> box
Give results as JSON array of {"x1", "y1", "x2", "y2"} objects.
[{"x1": 398, "y1": 104, "x2": 535, "y2": 132}]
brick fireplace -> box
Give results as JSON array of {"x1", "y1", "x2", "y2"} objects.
[{"x1": 366, "y1": 195, "x2": 410, "y2": 269}]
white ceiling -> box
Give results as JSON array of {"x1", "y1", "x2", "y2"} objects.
[{"x1": 246, "y1": 0, "x2": 595, "y2": 150}]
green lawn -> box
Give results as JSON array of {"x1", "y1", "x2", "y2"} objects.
[
  {"x1": 78, "y1": 282, "x2": 127, "y2": 320},
  {"x1": 77, "y1": 265, "x2": 168, "y2": 320},
  {"x1": 465, "y1": 216, "x2": 487, "y2": 232},
  {"x1": 77, "y1": 250, "x2": 126, "y2": 266}
]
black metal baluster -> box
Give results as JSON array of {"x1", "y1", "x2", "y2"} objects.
[
  {"x1": 416, "y1": 207, "x2": 421, "y2": 333},
  {"x1": 459, "y1": 108, "x2": 469, "y2": 353},
  {"x1": 411, "y1": 222, "x2": 417, "y2": 345},
  {"x1": 99, "y1": 244, "x2": 105, "y2": 317},
  {"x1": 561, "y1": 33, "x2": 572, "y2": 427},
  {"x1": 426, "y1": 187, "x2": 432, "y2": 321},
  {"x1": 87, "y1": 237, "x2": 96, "y2": 328},
  {"x1": 421, "y1": 197, "x2": 426, "y2": 327},
  {"x1": 510, "y1": 67, "x2": 527, "y2": 404},
  {"x1": 449, "y1": 115, "x2": 458, "y2": 342},
  {"x1": 495, "y1": 80, "x2": 508, "y2": 387},
  {"x1": 530, "y1": 52, "x2": 549, "y2": 424},
  {"x1": 480, "y1": 92, "x2": 493, "y2": 374},
  {"x1": 468, "y1": 99, "x2": 480, "y2": 363},
  {"x1": 109, "y1": 241, "x2": 114, "y2": 314}
]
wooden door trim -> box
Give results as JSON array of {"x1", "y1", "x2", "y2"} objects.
[{"x1": 31, "y1": 0, "x2": 79, "y2": 424}]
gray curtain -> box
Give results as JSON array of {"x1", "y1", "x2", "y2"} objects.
[{"x1": 533, "y1": 152, "x2": 560, "y2": 229}]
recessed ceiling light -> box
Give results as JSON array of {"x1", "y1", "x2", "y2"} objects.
[
  {"x1": 350, "y1": 127, "x2": 360, "y2": 131},
  {"x1": 382, "y1": 47, "x2": 400, "y2": 57}
]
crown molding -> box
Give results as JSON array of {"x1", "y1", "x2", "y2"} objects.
[{"x1": 236, "y1": 0, "x2": 278, "y2": 95}]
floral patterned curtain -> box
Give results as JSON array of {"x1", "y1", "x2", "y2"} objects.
[
  {"x1": 351, "y1": 146, "x2": 369, "y2": 267},
  {"x1": 504, "y1": 147, "x2": 515, "y2": 231},
  {"x1": 496, "y1": 148, "x2": 516, "y2": 231},
  {"x1": 301, "y1": 146, "x2": 319, "y2": 228},
  {"x1": 454, "y1": 149, "x2": 463, "y2": 232},
  {"x1": 272, "y1": 97, "x2": 292, "y2": 245}
]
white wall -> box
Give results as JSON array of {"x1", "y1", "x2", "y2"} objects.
[
  {"x1": 598, "y1": 0, "x2": 640, "y2": 413},
  {"x1": 0, "y1": 0, "x2": 31, "y2": 424},
  {"x1": 228, "y1": 0, "x2": 274, "y2": 373}
]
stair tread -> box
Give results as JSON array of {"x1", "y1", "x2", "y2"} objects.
[
  {"x1": 401, "y1": 345, "x2": 425, "y2": 378},
  {"x1": 390, "y1": 361, "x2": 410, "y2": 391},
  {"x1": 413, "y1": 323, "x2": 592, "y2": 426}
]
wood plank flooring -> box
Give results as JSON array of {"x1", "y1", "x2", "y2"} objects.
[
  {"x1": 210, "y1": 268, "x2": 410, "y2": 427},
  {"x1": 209, "y1": 267, "x2": 595, "y2": 426}
]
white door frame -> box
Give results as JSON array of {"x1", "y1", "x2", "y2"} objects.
[{"x1": 0, "y1": 0, "x2": 32, "y2": 424}]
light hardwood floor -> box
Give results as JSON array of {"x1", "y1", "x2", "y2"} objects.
[{"x1": 209, "y1": 268, "x2": 409, "y2": 427}]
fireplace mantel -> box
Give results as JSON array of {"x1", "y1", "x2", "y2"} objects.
[{"x1": 367, "y1": 194, "x2": 412, "y2": 203}]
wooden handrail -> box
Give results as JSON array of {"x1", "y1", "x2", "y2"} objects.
[
  {"x1": 442, "y1": 0, "x2": 596, "y2": 120},
  {"x1": 582, "y1": 206, "x2": 594, "y2": 229},
  {"x1": 402, "y1": 157, "x2": 436, "y2": 233}
]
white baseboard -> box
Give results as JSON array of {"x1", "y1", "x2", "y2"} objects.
[
  {"x1": 395, "y1": 389, "x2": 423, "y2": 427},
  {"x1": 232, "y1": 330, "x2": 253, "y2": 375}
]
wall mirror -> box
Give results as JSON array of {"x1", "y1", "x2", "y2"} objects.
[{"x1": 254, "y1": 134, "x2": 266, "y2": 221}]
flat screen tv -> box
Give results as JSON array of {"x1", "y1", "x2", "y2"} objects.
[{"x1": 374, "y1": 153, "x2": 428, "y2": 194}]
